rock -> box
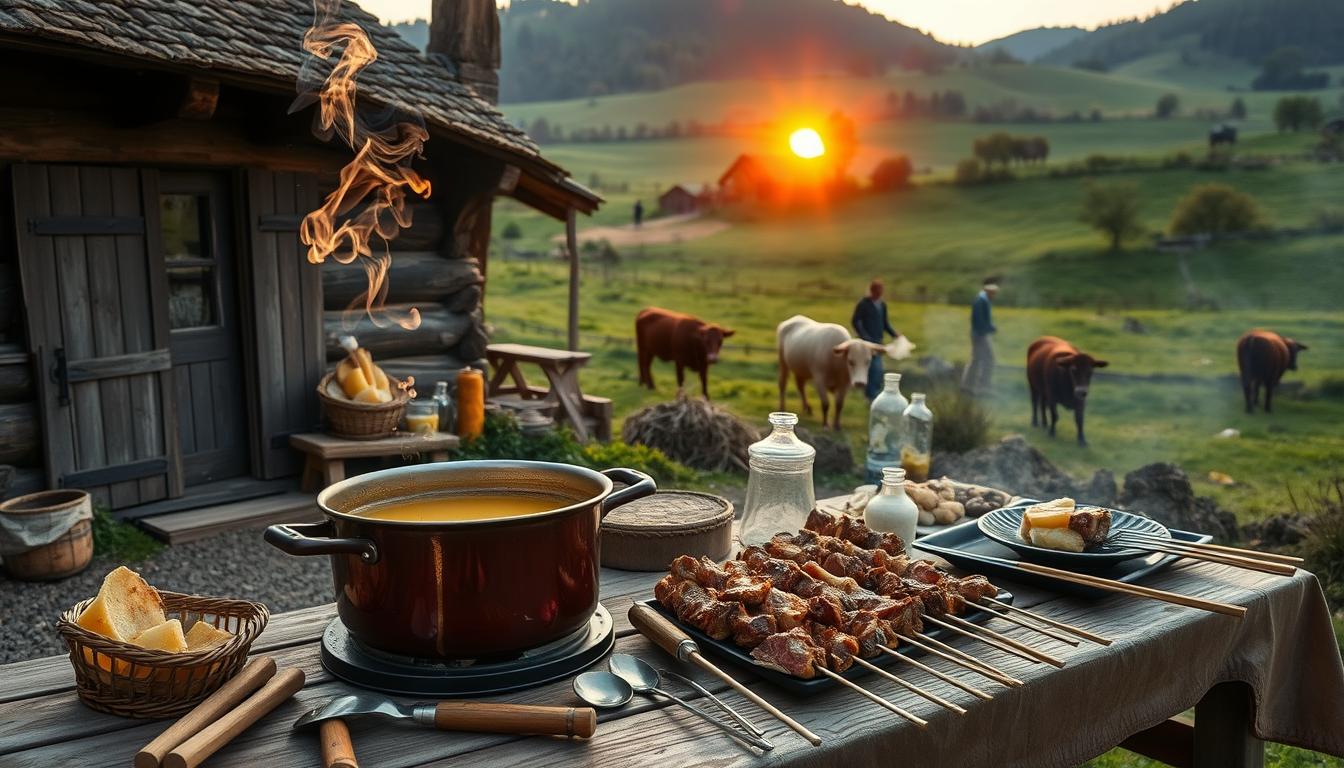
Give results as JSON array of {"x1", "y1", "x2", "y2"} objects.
[
  {"x1": 795, "y1": 426, "x2": 855, "y2": 477},
  {"x1": 1122, "y1": 317, "x2": 1147, "y2": 334},
  {"x1": 1240, "y1": 514, "x2": 1310, "y2": 549},
  {"x1": 1117, "y1": 463, "x2": 1238, "y2": 541},
  {"x1": 1083, "y1": 469, "x2": 1117, "y2": 507},
  {"x1": 918, "y1": 355, "x2": 956, "y2": 378},
  {"x1": 931, "y1": 434, "x2": 1082, "y2": 500}
]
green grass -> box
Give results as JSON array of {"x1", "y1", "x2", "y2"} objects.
[
  {"x1": 91, "y1": 508, "x2": 163, "y2": 562},
  {"x1": 1086, "y1": 744, "x2": 1344, "y2": 767}
]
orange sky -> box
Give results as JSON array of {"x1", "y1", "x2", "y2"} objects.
[{"x1": 359, "y1": 0, "x2": 1174, "y2": 46}]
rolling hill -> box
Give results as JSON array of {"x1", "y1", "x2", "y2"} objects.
[{"x1": 976, "y1": 27, "x2": 1085, "y2": 62}]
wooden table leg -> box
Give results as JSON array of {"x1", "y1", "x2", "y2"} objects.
[
  {"x1": 545, "y1": 361, "x2": 589, "y2": 441},
  {"x1": 430, "y1": 451, "x2": 449, "y2": 462},
  {"x1": 322, "y1": 458, "x2": 346, "y2": 489},
  {"x1": 1193, "y1": 682, "x2": 1263, "y2": 768},
  {"x1": 301, "y1": 454, "x2": 321, "y2": 493}
]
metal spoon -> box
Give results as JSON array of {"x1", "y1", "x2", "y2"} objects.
[
  {"x1": 608, "y1": 654, "x2": 774, "y2": 751},
  {"x1": 573, "y1": 670, "x2": 634, "y2": 709}
]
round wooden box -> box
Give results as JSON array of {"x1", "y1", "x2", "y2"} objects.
[{"x1": 601, "y1": 491, "x2": 734, "y2": 572}]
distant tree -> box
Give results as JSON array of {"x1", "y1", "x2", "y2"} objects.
[
  {"x1": 869, "y1": 155, "x2": 913, "y2": 191},
  {"x1": 1155, "y1": 93, "x2": 1181, "y2": 119},
  {"x1": 1080, "y1": 181, "x2": 1144, "y2": 251},
  {"x1": 825, "y1": 111, "x2": 859, "y2": 179},
  {"x1": 941, "y1": 90, "x2": 967, "y2": 118},
  {"x1": 1273, "y1": 96, "x2": 1324, "y2": 132},
  {"x1": 987, "y1": 48, "x2": 1020, "y2": 65},
  {"x1": 954, "y1": 158, "x2": 983, "y2": 186},
  {"x1": 1030, "y1": 136, "x2": 1050, "y2": 164},
  {"x1": 1229, "y1": 97, "x2": 1247, "y2": 120},
  {"x1": 501, "y1": 221, "x2": 523, "y2": 240},
  {"x1": 1170, "y1": 184, "x2": 1265, "y2": 236},
  {"x1": 596, "y1": 241, "x2": 621, "y2": 283},
  {"x1": 972, "y1": 132, "x2": 1016, "y2": 168},
  {"x1": 528, "y1": 117, "x2": 554, "y2": 144},
  {"x1": 1073, "y1": 58, "x2": 1108, "y2": 73},
  {"x1": 1253, "y1": 46, "x2": 1331, "y2": 91},
  {"x1": 1089, "y1": 108, "x2": 1103, "y2": 123},
  {"x1": 616, "y1": 126, "x2": 629, "y2": 141}
]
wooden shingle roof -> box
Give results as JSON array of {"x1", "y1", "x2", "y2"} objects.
[{"x1": 0, "y1": 0, "x2": 598, "y2": 213}]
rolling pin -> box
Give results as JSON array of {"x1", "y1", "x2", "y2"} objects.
[
  {"x1": 162, "y1": 667, "x2": 306, "y2": 768},
  {"x1": 134, "y1": 656, "x2": 278, "y2": 768},
  {"x1": 320, "y1": 720, "x2": 359, "y2": 768}
]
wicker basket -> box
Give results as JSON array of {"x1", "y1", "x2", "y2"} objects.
[
  {"x1": 56, "y1": 591, "x2": 269, "y2": 718},
  {"x1": 317, "y1": 371, "x2": 410, "y2": 440}
]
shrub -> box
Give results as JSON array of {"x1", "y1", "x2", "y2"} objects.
[
  {"x1": 92, "y1": 507, "x2": 162, "y2": 561},
  {"x1": 582, "y1": 440, "x2": 696, "y2": 486},
  {"x1": 869, "y1": 155, "x2": 913, "y2": 192},
  {"x1": 1273, "y1": 95, "x2": 1324, "y2": 132},
  {"x1": 953, "y1": 158, "x2": 983, "y2": 185},
  {"x1": 1169, "y1": 183, "x2": 1265, "y2": 236},
  {"x1": 927, "y1": 383, "x2": 991, "y2": 454},
  {"x1": 1291, "y1": 478, "x2": 1344, "y2": 608},
  {"x1": 1079, "y1": 181, "x2": 1144, "y2": 251},
  {"x1": 500, "y1": 221, "x2": 522, "y2": 240},
  {"x1": 1155, "y1": 93, "x2": 1180, "y2": 119}
]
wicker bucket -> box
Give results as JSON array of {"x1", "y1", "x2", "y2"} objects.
[
  {"x1": 0, "y1": 489, "x2": 94, "y2": 581},
  {"x1": 317, "y1": 371, "x2": 410, "y2": 440},
  {"x1": 56, "y1": 591, "x2": 269, "y2": 718}
]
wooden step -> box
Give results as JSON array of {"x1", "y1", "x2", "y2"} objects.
[{"x1": 139, "y1": 491, "x2": 321, "y2": 544}]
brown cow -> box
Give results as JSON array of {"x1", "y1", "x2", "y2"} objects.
[
  {"x1": 1027, "y1": 336, "x2": 1109, "y2": 446},
  {"x1": 635, "y1": 307, "x2": 734, "y2": 398},
  {"x1": 1237, "y1": 329, "x2": 1307, "y2": 413}
]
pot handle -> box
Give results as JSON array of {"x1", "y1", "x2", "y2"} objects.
[
  {"x1": 263, "y1": 521, "x2": 380, "y2": 565},
  {"x1": 599, "y1": 468, "x2": 657, "y2": 517}
]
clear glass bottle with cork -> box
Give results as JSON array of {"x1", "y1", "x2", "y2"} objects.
[
  {"x1": 900, "y1": 393, "x2": 933, "y2": 482},
  {"x1": 865, "y1": 373, "x2": 908, "y2": 484},
  {"x1": 739, "y1": 412, "x2": 816, "y2": 547}
]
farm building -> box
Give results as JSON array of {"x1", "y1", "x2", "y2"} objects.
[
  {"x1": 0, "y1": 0, "x2": 596, "y2": 516},
  {"x1": 717, "y1": 154, "x2": 776, "y2": 204},
  {"x1": 657, "y1": 183, "x2": 711, "y2": 215}
]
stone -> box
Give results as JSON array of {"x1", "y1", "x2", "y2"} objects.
[
  {"x1": 931, "y1": 434, "x2": 1081, "y2": 500},
  {"x1": 1083, "y1": 469, "x2": 1117, "y2": 507},
  {"x1": 1117, "y1": 463, "x2": 1238, "y2": 541},
  {"x1": 1240, "y1": 514, "x2": 1311, "y2": 549},
  {"x1": 795, "y1": 426, "x2": 855, "y2": 477}
]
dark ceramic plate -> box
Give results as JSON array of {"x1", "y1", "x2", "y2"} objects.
[
  {"x1": 640, "y1": 588, "x2": 1013, "y2": 695},
  {"x1": 917, "y1": 520, "x2": 1212, "y2": 599},
  {"x1": 977, "y1": 501, "x2": 1170, "y2": 568}
]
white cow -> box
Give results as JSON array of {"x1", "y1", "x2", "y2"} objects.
[{"x1": 776, "y1": 315, "x2": 914, "y2": 430}]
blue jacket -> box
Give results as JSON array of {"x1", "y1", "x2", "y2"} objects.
[
  {"x1": 971, "y1": 291, "x2": 996, "y2": 336},
  {"x1": 852, "y1": 297, "x2": 895, "y2": 343}
]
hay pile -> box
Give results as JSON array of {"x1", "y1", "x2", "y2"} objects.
[{"x1": 621, "y1": 394, "x2": 760, "y2": 473}]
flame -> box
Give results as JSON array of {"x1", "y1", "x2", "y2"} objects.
[{"x1": 295, "y1": 0, "x2": 430, "y2": 330}]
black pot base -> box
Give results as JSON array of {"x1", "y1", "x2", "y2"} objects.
[{"x1": 319, "y1": 604, "x2": 614, "y2": 697}]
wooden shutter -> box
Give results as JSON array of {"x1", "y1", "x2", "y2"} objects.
[
  {"x1": 11, "y1": 164, "x2": 183, "y2": 508},
  {"x1": 242, "y1": 170, "x2": 324, "y2": 478}
]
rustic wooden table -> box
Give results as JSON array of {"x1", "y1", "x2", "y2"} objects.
[
  {"x1": 1, "y1": 516, "x2": 1335, "y2": 768},
  {"x1": 485, "y1": 343, "x2": 610, "y2": 441},
  {"x1": 289, "y1": 432, "x2": 459, "y2": 492}
]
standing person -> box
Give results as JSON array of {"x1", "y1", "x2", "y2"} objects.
[
  {"x1": 851, "y1": 279, "x2": 898, "y2": 401},
  {"x1": 633, "y1": 200, "x2": 644, "y2": 228},
  {"x1": 963, "y1": 282, "x2": 999, "y2": 396}
]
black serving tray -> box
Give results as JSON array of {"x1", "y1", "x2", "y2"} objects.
[
  {"x1": 639, "y1": 587, "x2": 1014, "y2": 695},
  {"x1": 915, "y1": 520, "x2": 1212, "y2": 599}
]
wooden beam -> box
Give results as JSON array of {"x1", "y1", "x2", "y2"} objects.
[
  {"x1": 498, "y1": 164, "x2": 521, "y2": 193},
  {"x1": 322, "y1": 253, "x2": 483, "y2": 309},
  {"x1": 567, "y1": 208, "x2": 579, "y2": 351},
  {"x1": 1194, "y1": 682, "x2": 1264, "y2": 768},
  {"x1": 0, "y1": 401, "x2": 39, "y2": 466},
  {"x1": 65, "y1": 348, "x2": 171, "y2": 384},
  {"x1": 1119, "y1": 716, "x2": 1194, "y2": 768}
]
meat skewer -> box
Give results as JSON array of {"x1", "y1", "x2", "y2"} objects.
[
  {"x1": 978, "y1": 597, "x2": 1113, "y2": 646},
  {"x1": 967, "y1": 603, "x2": 1080, "y2": 645},
  {"x1": 897, "y1": 632, "x2": 1024, "y2": 687}
]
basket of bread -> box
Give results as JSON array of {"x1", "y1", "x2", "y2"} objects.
[
  {"x1": 318, "y1": 336, "x2": 412, "y2": 439},
  {"x1": 56, "y1": 566, "x2": 268, "y2": 718}
]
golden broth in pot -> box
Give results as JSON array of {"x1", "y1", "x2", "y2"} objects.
[{"x1": 349, "y1": 492, "x2": 574, "y2": 522}]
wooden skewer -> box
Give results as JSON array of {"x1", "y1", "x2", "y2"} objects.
[
  {"x1": 923, "y1": 615, "x2": 1065, "y2": 668},
  {"x1": 629, "y1": 604, "x2": 823, "y2": 746},
  {"x1": 980, "y1": 605, "x2": 1079, "y2": 645},
  {"x1": 1112, "y1": 535, "x2": 1297, "y2": 576},
  {"x1": 900, "y1": 633, "x2": 1024, "y2": 687},
  {"x1": 874, "y1": 646, "x2": 993, "y2": 700},
  {"x1": 978, "y1": 598, "x2": 1113, "y2": 646},
  {"x1": 1119, "y1": 532, "x2": 1304, "y2": 566},
  {"x1": 1002, "y1": 559, "x2": 1247, "y2": 618},
  {"x1": 936, "y1": 614, "x2": 1068, "y2": 668},
  {"x1": 850, "y1": 657, "x2": 967, "y2": 714},
  {"x1": 815, "y1": 667, "x2": 928, "y2": 728}
]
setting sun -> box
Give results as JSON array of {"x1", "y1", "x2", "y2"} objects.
[{"x1": 789, "y1": 127, "x2": 826, "y2": 159}]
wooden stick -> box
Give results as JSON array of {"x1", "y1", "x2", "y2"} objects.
[
  {"x1": 815, "y1": 667, "x2": 928, "y2": 728},
  {"x1": 1119, "y1": 532, "x2": 1304, "y2": 565},
  {"x1": 135, "y1": 656, "x2": 277, "y2": 768},
  {"x1": 873, "y1": 646, "x2": 993, "y2": 700},
  {"x1": 978, "y1": 598, "x2": 1113, "y2": 646},
  {"x1": 686, "y1": 653, "x2": 821, "y2": 745},
  {"x1": 923, "y1": 615, "x2": 1065, "y2": 668},
  {"x1": 1112, "y1": 535, "x2": 1297, "y2": 576},
  {"x1": 164, "y1": 668, "x2": 306, "y2": 768},
  {"x1": 320, "y1": 720, "x2": 359, "y2": 768},
  {"x1": 937, "y1": 614, "x2": 1068, "y2": 667},
  {"x1": 980, "y1": 605, "x2": 1079, "y2": 645},
  {"x1": 900, "y1": 633, "x2": 1024, "y2": 687},
  {"x1": 1008, "y1": 560, "x2": 1247, "y2": 618},
  {"x1": 850, "y1": 657, "x2": 967, "y2": 714}
]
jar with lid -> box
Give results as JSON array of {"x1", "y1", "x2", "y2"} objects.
[
  {"x1": 432, "y1": 380, "x2": 455, "y2": 435},
  {"x1": 404, "y1": 400, "x2": 439, "y2": 434},
  {"x1": 900, "y1": 393, "x2": 933, "y2": 482},
  {"x1": 863, "y1": 467, "x2": 918, "y2": 556},
  {"x1": 739, "y1": 412, "x2": 816, "y2": 547},
  {"x1": 865, "y1": 373, "x2": 908, "y2": 483}
]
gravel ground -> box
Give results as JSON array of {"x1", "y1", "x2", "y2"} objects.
[{"x1": 0, "y1": 525, "x2": 332, "y2": 665}]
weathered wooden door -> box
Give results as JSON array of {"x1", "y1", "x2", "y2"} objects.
[
  {"x1": 160, "y1": 172, "x2": 249, "y2": 486},
  {"x1": 11, "y1": 164, "x2": 183, "y2": 508},
  {"x1": 243, "y1": 170, "x2": 324, "y2": 479}
]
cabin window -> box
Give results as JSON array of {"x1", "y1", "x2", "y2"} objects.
[{"x1": 160, "y1": 193, "x2": 219, "y2": 329}]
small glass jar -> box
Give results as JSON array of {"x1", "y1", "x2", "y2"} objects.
[
  {"x1": 739, "y1": 412, "x2": 816, "y2": 547},
  {"x1": 865, "y1": 373, "x2": 909, "y2": 483},
  {"x1": 404, "y1": 400, "x2": 439, "y2": 434},
  {"x1": 900, "y1": 393, "x2": 933, "y2": 482}
]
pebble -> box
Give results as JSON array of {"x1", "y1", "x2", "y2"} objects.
[{"x1": 0, "y1": 525, "x2": 332, "y2": 665}]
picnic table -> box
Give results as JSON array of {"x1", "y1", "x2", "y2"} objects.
[
  {"x1": 3, "y1": 515, "x2": 1342, "y2": 768},
  {"x1": 485, "y1": 343, "x2": 612, "y2": 442},
  {"x1": 290, "y1": 432, "x2": 459, "y2": 492}
]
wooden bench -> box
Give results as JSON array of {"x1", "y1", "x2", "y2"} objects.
[
  {"x1": 290, "y1": 431, "x2": 460, "y2": 492},
  {"x1": 485, "y1": 343, "x2": 612, "y2": 441}
]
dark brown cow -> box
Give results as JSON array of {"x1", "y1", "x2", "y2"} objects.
[
  {"x1": 1027, "y1": 336, "x2": 1109, "y2": 446},
  {"x1": 1237, "y1": 329, "x2": 1307, "y2": 413},
  {"x1": 636, "y1": 307, "x2": 735, "y2": 398}
]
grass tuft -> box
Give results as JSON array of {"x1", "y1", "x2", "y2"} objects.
[{"x1": 91, "y1": 508, "x2": 163, "y2": 562}]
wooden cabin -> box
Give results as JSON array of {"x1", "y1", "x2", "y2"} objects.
[
  {"x1": 657, "y1": 184, "x2": 710, "y2": 216},
  {"x1": 0, "y1": 0, "x2": 598, "y2": 516},
  {"x1": 717, "y1": 154, "x2": 776, "y2": 205}
]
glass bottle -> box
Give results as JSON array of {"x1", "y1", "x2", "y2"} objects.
[
  {"x1": 432, "y1": 380, "x2": 455, "y2": 435},
  {"x1": 865, "y1": 373, "x2": 909, "y2": 483},
  {"x1": 863, "y1": 467, "x2": 919, "y2": 556},
  {"x1": 739, "y1": 412, "x2": 816, "y2": 547},
  {"x1": 900, "y1": 393, "x2": 933, "y2": 482},
  {"x1": 404, "y1": 400, "x2": 439, "y2": 434}
]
